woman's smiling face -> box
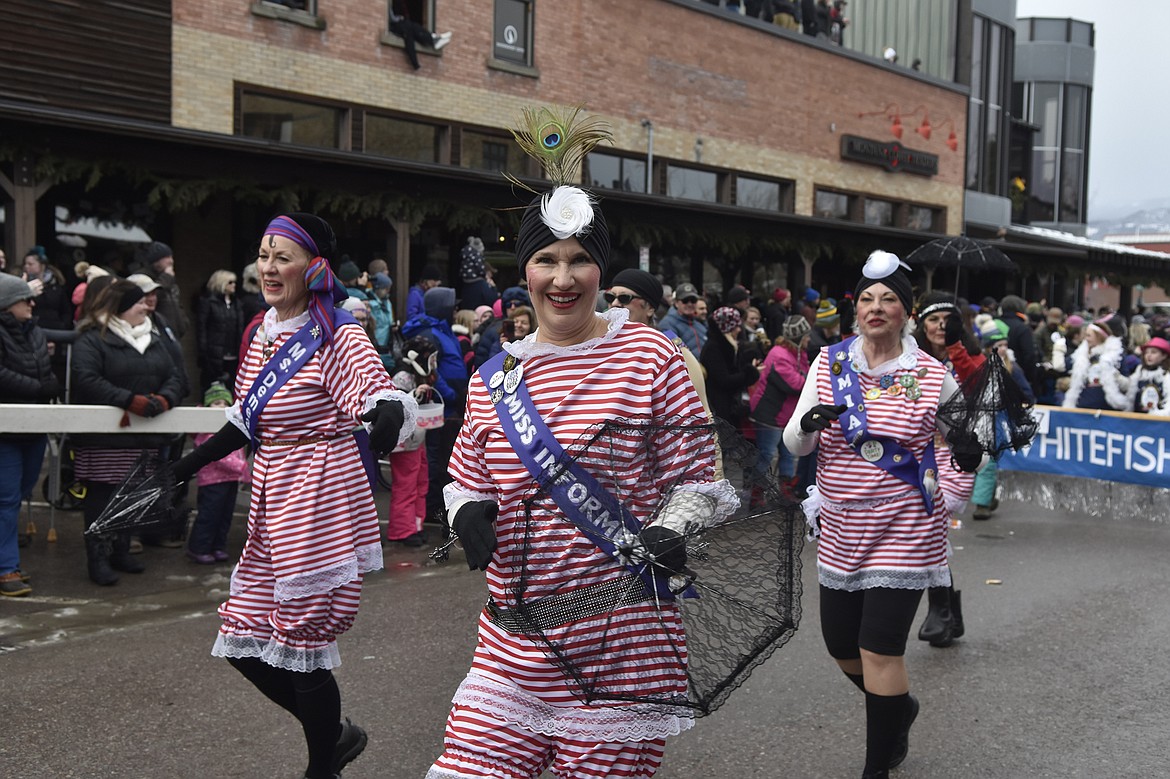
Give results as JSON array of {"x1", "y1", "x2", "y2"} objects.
[{"x1": 525, "y1": 237, "x2": 600, "y2": 341}]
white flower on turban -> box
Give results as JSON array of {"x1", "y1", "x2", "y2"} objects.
[{"x1": 540, "y1": 185, "x2": 596, "y2": 240}]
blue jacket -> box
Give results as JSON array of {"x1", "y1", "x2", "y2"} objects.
[
  {"x1": 406, "y1": 285, "x2": 427, "y2": 321},
  {"x1": 658, "y1": 308, "x2": 707, "y2": 352},
  {"x1": 401, "y1": 315, "x2": 467, "y2": 416}
]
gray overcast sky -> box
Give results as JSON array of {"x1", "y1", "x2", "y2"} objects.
[{"x1": 1016, "y1": 0, "x2": 1170, "y2": 221}]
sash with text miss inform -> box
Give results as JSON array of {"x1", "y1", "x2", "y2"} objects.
[{"x1": 478, "y1": 350, "x2": 690, "y2": 600}]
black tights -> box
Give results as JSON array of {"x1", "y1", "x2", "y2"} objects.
[{"x1": 228, "y1": 657, "x2": 341, "y2": 779}]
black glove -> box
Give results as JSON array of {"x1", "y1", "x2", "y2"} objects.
[
  {"x1": 173, "y1": 422, "x2": 249, "y2": 484},
  {"x1": 944, "y1": 312, "x2": 964, "y2": 346},
  {"x1": 946, "y1": 429, "x2": 984, "y2": 473},
  {"x1": 39, "y1": 375, "x2": 60, "y2": 400},
  {"x1": 800, "y1": 403, "x2": 848, "y2": 433},
  {"x1": 143, "y1": 395, "x2": 167, "y2": 418},
  {"x1": 640, "y1": 525, "x2": 688, "y2": 576},
  {"x1": 452, "y1": 501, "x2": 498, "y2": 571},
  {"x1": 361, "y1": 400, "x2": 405, "y2": 455}
]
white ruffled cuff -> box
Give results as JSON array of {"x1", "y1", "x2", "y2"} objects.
[
  {"x1": 443, "y1": 482, "x2": 498, "y2": 528},
  {"x1": 363, "y1": 389, "x2": 420, "y2": 446},
  {"x1": 654, "y1": 480, "x2": 740, "y2": 535},
  {"x1": 225, "y1": 401, "x2": 247, "y2": 436},
  {"x1": 800, "y1": 484, "x2": 823, "y2": 540}
]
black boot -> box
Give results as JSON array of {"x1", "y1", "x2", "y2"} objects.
[
  {"x1": 950, "y1": 589, "x2": 964, "y2": 639},
  {"x1": 86, "y1": 536, "x2": 119, "y2": 586},
  {"x1": 917, "y1": 586, "x2": 954, "y2": 647},
  {"x1": 109, "y1": 532, "x2": 146, "y2": 574}
]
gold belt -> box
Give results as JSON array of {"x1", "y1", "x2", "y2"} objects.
[{"x1": 262, "y1": 432, "x2": 352, "y2": 448}]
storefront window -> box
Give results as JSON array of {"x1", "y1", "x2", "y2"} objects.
[
  {"x1": 815, "y1": 190, "x2": 851, "y2": 220},
  {"x1": 666, "y1": 165, "x2": 718, "y2": 203},
  {"x1": 239, "y1": 92, "x2": 344, "y2": 149},
  {"x1": 364, "y1": 114, "x2": 440, "y2": 162},
  {"x1": 906, "y1": 206, "x2": 937, "y2": 232},
  {"x1": 864, "y1": 198, "x2": 894, "y2": 227},
  {"x1": 461, "y1": 129, "x2": 531, "y2": 177},
  {"x1": 736, "y1": 177, "x2": 782, "y2": 211},
  {"x1": 585, "y1": 152, "x2": 646, "y2": 193}
]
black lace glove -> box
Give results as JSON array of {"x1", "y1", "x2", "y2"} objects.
[
  {"x1": 944, "y1": 312, "x2": 965, "y2": 346},
  {"x1": 39, "y1": 375, "x2": 60, "y2": 401},
  {"x1": 946, "y1": 429, "x2": 984, "y2": 473},
  {"x1": 639, "y1": 525, "x2": 688, "y2": 576},
  {"x1": 172, "y1": 422, "x2": 249, "y2": 484},
  {"x1": 452, "y1": 501, "x2": 498, "y2": 571},
  {"x1": 361, "y1": 400, "x2": 405, "y2": 455},
  {"x1": 800, "y1": 403, "x2": 848, "y2": 433}
]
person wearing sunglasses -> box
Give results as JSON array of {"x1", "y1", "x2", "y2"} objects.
[
  {"x1": 657, "y1": 281, "x2": 707, "y2": 352},
  {"x1": 608, "y1": 269, "x2": 712, "y2": 418}
]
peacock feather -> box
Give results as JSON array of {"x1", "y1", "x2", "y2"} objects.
[{"x1": 509, "y1": 105, "x2": 612, "y2": 188}]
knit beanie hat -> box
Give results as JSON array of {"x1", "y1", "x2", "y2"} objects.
[
  {"x1": 711, "y1": 306, "x2": 742, "y2": 334},
  {"x1": 726, "y1": 285, "x2": 750, "y2": 306},
  {"x1": 419, "y1": 263, "x2": 442, "y2": 283},
  {"x1": 609, "y1": 268, "x2": 664, "y2": 309},
  {"x1": 980, "y1": 318, "x2": 1009, "y2": 344},
  {"x1": 337, "y1": 258, "x2": 362, "y2": 284},
  {"x1": 138, "y1": 241, "x2": 172, "y2": 268},
  {"x1": 203, "y1": 381, "x2": 233, "y2": 406},
  {"x1": 782, "y1": 314, "x2": 811, "y2": 343},
  {"x1": 772, "y1": 287, "x2": 791, "y2": 304},
  {"x1": 816, "y1": 298, "x2": 840, "y2": 326},
  {"x1": 0, "y1": 274, "x2": 34, "y2": 311},
  {"x1": 372, "y1": 272, "x2": 392, "y2": 290}
]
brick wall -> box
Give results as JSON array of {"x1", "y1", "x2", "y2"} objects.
[{"x1": 173, "y1": 0, "x2": 967, "y2": 231}]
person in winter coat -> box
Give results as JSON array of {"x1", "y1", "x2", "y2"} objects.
[
  {"x1": 367, "y1": 272, "x2": 396, "y2": 362},
  {"x1": 237, "y1": 262, "x2": 268, "y2": 325},
  {"x1": 387, "y1": 335, "x2": 443, "y2": 547},
  {"x1": 196, "y1": 270, "x2": 245, "y2": 393},
  {"x1": 997, "y1": 295, "x2": 1040, "y2": 395},
  {"x1": 0, "y1": 275, "x2": 59, "y2": 596},
  {"x1": 21, "y1": 246, "x2": 72, "y2": 331},
  {"x1": 474, "y1": 286, "x2": 532, "y2": 367},
  {"x1": 71, "y1": 280, "x2": 183, "y2": 586},
  {"x1": 185, "y1": 382, "x2": 248, "y2": 565},
  {"x1": 1062, "y1": 316, "x2": 1129, "y2": 411},
  {"x1": 401, "y1": 286, "x2": 469, "y2": 521},
  {"x1": 458, "y1": 237, "x2": 498, "y2": 311},
  {"x1": 749, "y1": 314, "x2": 810, "y2": 491},
  {"x1": 699, "y1": 307, "x2": 760, "y2": 429},
  {"x1": 1127, "y1": 336, "x2": 1170, "y2": 414},
  {"x1": 657, "y1": 281, "x2": 707, "y2": 352},
  {"x1": 406, "y1": 263, "x2": 442, "y2": 321},
  {"x1": 136, "y1": 241, "x2": 190, "y2": 339}
]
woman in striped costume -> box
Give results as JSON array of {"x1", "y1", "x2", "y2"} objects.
[
  {"x1": 783, "y1": 252, "x2": 982, "y2": 779},
  {"x1": 428, "y1": 179, "x2": 720, "y2": 776},
  {"x1": 172, "y1": 213, "x2": 416, "y2": 779}
]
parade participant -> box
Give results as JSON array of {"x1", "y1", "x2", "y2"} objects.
[
  {"x1": 783, "y1": 251, "x2": 982, "y2": 779},
  {"x1": 911, "y1": 291, "x2": 983, "y2": 647},
  {"x1": 1062, "y1": 315, "x2": 1129, "y2": 411},
  {"x1": 171, "y1": 213, "x2": 416, "y2": 779},
  {"x1": 72, "y1": 280, "x2": 183, "y2": 585},
  {"x1": 429, "y1": 108, "x2": 723, "y2": 779},
  {"x1": 387, "y1": 335, "x2": 441, "y2": 546},
  {"x1": 1125, "y1": 336, "x2": 1170, "y2": 414},
  {"x1": 0, "y1": 275, "x2": 58, "y2": 596}
]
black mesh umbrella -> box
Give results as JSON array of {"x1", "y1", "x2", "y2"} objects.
[
  {"x1": 905, "y1": 235, "x2": 1016, "y2": 292},
  {"x1": 84, "y1": 452, "x2": 186, "y2": 536},
  {"x1": 500, "y1": 418, "x2": 803, "y2": 719}
]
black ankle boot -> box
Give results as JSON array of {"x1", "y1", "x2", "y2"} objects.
[
  {"x1": 917, "y1": 586, "x2": 954, "y2": 647},
  {"x1": 109, "y1": 533, "x2": 146, "y2": 574},
  {"x1": 86, "y1": 536, "x2": 119, "y2": 586},
  {"x1": 950, "y1": 589, "x2": 964, "y2": 639}
]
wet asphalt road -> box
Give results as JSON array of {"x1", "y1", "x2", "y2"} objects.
[{"x1": 2, "y1": 492, "x2": 1168, "y2": 779}]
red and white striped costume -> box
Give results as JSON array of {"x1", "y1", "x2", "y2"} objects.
[
  {"x1": 214, "y1": 309, "x2": 412, "y2": 672},
  {"x1": 785, "y1": 335, "x2": 960, "y2": 591},
  {"x1": 430, "y1": 310, "x2": 717, "y2": 779}
]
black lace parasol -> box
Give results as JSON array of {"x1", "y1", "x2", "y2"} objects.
[
  {"x1": 84, "y1": 452, "x2": 187, "y2": 536},
  {"x1": 499, "y1": 418, "x2": 804, "y2": 718},
  {"x1": 936, "y1": 350, "x2": 1039, "y2": 457}
]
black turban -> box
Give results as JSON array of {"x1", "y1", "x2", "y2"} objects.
[{"x1": 514, "y1": 191, "x2": 610, "y2": 276}]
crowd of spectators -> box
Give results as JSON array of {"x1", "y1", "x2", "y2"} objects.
[{"x1": 701, "y1": 0, "x2": 849, "y2": 45}]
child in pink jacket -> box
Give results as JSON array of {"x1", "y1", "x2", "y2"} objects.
[{"x1": 186, "y1": 382, "x2": 248, "y2": 564}]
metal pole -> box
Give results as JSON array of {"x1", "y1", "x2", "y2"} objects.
[{"x1": 641, "y1": 119, "x2": 654, "y2": 194}]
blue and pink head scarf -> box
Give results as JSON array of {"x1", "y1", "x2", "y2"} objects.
[{"x1": 263, "y1": 213, "x2": 347, "y2": 342}]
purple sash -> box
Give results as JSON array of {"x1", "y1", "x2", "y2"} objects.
[
  {"x1": 478, "y1": 351, "x2": 688, "y2": 600},
  {"x1": 243, "y1": 311, "x2": 376, "y2": 486},
  {"x1": 827, "y1": 338, "x2": 938, "y2": 514}
]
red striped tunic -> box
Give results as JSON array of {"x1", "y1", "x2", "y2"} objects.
[
  {"x1": 807, "y1": 338, "x2": 953, "y2": 591},
  {"x1": 445, "y1": 311, "x2": 712, "y2": 742},
  {"x1": 212, "y1": 313, "x2": 400, "y2": 670}
]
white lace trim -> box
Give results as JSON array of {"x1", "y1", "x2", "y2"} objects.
[
  {"x1": 818, "y1": 564, "x2": 951, "y2": 591},
  {"x1": 362, "y1": 388, "x2": 421, "y2": 446},
  {"x1": 506, "y1": 308, "x2": 628, "y2": 360},
  {"x1": 211, "y1": 632, "x2": 342, "y2": 672},
  {"x1": 846, "y1": 333, "x2": 919, "y2": 375},
  {"x1": 450, "y1": 674, "x2": 694, "y2": 742},
  {"x1": 443, "y1": 482, "x2": 497, "y2": 510},
  {"x1": 261, "y1": 308, "x2": 311, "y2": 340},
  {"x1": 800, "y1": 485, "x2": 824, "y2": 540},
  {"x1": 271, "y1": 543, "x2": 383, "y2": 602},
  {"x1": 943, "y1": 492, "x2": 969, "y2": 518},
  {"x1": 654, "y1": 480, "x2": 740, "y2": 535}
]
